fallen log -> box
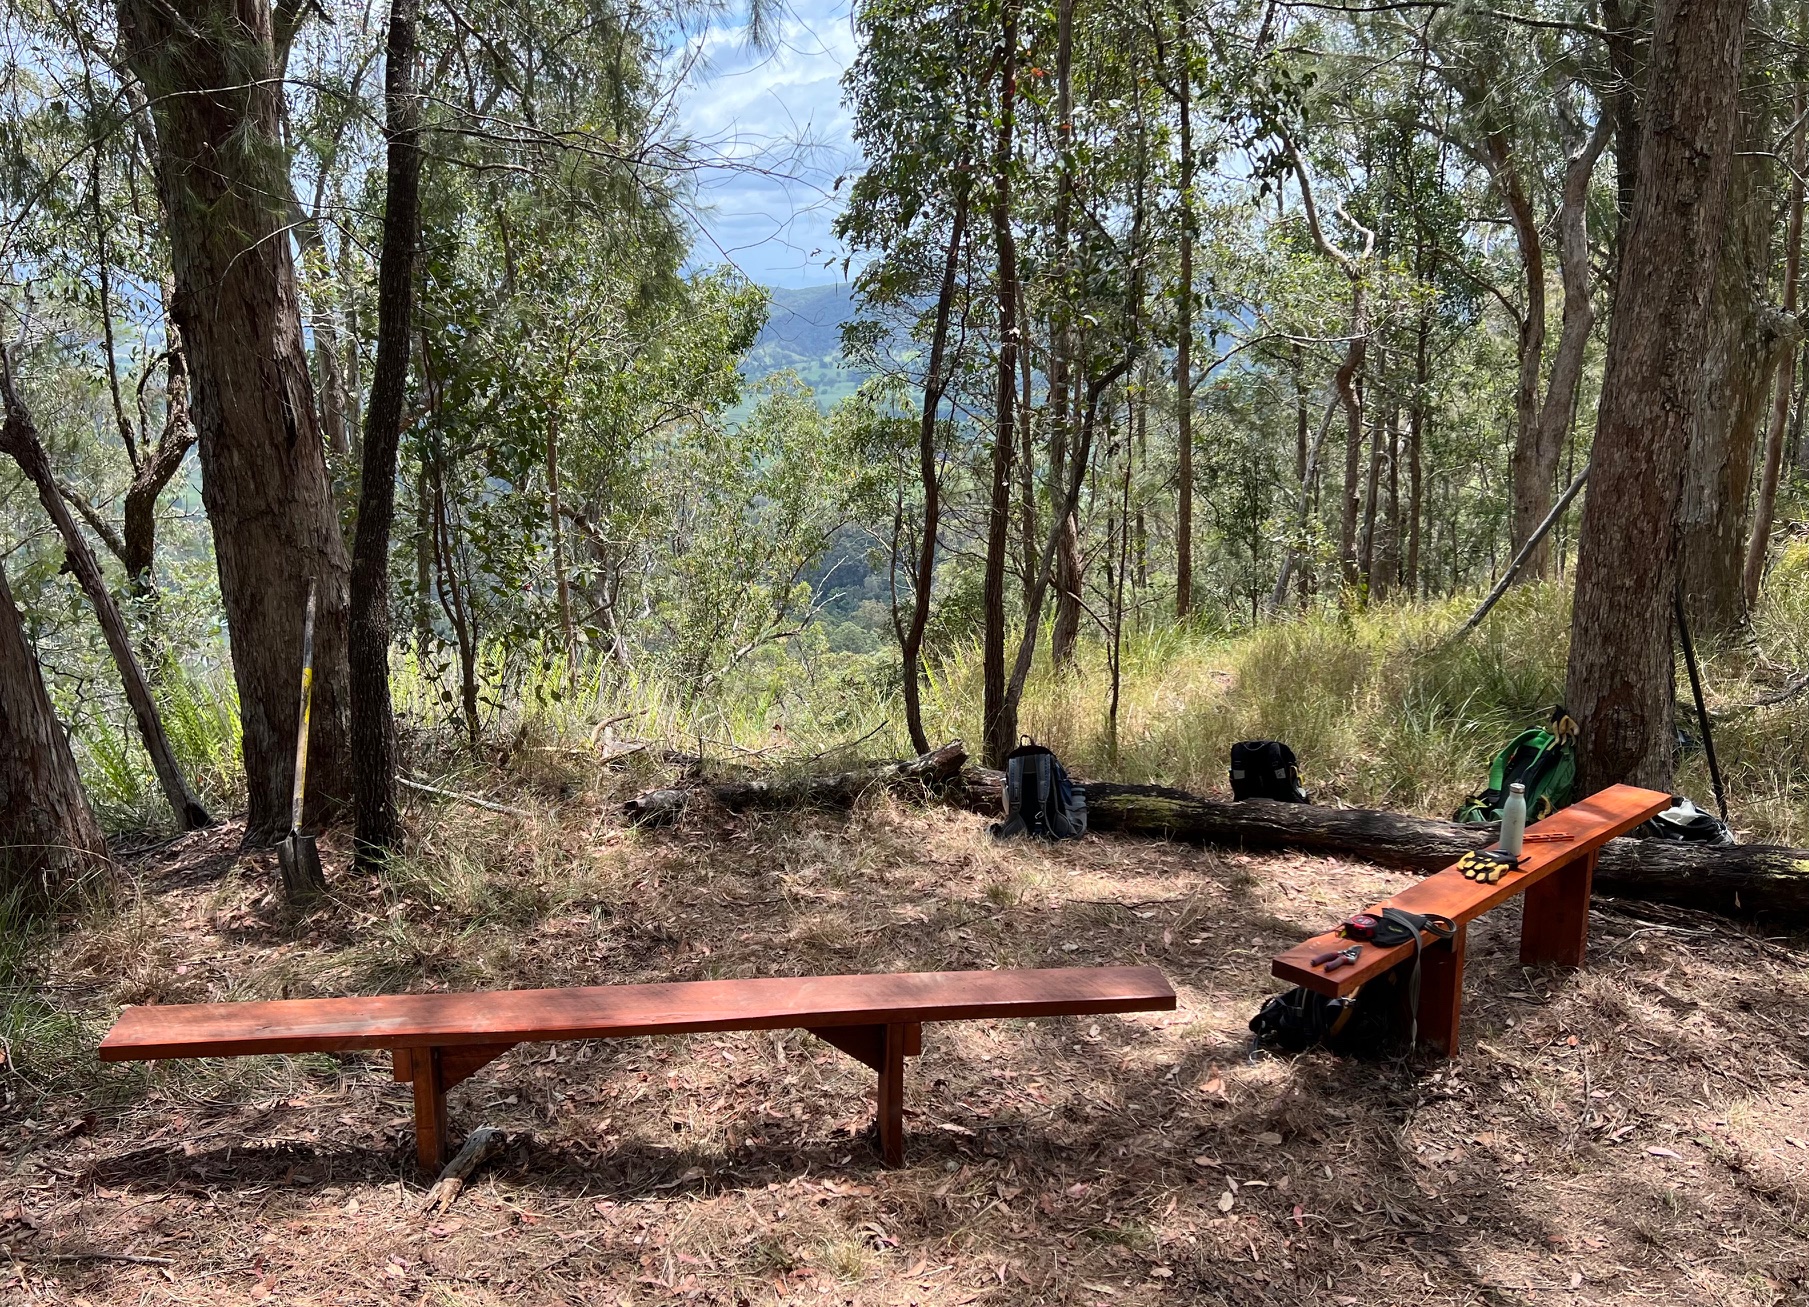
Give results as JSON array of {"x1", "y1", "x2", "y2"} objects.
[
  {"x1": 954, "y1": 769, "x2": 1809, "y2": 921},
  {"x1": 626, "y1": 740, "x2": 968, "y2": 825}
]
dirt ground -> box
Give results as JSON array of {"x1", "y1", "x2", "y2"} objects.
[{"x1": 3, "y1": 776, "x2": 1807, "y2": 1306}]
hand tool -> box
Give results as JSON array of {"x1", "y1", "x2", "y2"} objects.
[
  {"x1": 277, "y1": 578, "x2": 324, "y2": 902},
  {"x1": 1310, "y1": 946, "x2": 1361, "y2": 972}
]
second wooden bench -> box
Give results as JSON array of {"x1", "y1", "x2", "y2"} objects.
[
  {"x1": 1269, "y1": 783, "x2": 1670, "y2": 1055},
  {"x1": 99, "y1": 965, "x2": 1177, "y2": 1169}
]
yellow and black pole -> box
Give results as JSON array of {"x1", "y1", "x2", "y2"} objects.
[{"x1": 278, "y1": 578, "x2": 325, "y2": 901}]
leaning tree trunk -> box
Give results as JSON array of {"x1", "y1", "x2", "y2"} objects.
[
  {"x1": 0, "y1": 355, "x2": 213, "y2": 832},
  {"x1": 118, "y1": 0, "x2": 353, "y2": 844},
  {"x1": 0, "y1": 559, "x2": 109, "y2": 911},
  {"x1": 348, "y1": 0, "x2": 423, "y2": 869},
  {"x1": 1566, "y1": 0, "x2": 1751, "y2": 797}
]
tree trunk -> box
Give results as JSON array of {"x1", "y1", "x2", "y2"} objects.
[
  {"x1": 120, "y1": 340, "x2": 197, "y2": 602},
  {"x1": 1526, "y1": 115, "x2": 1614, "y2": 580},
  {"x1": 1679, "y1": 85, "x2": 1787, "y2": 635},
  {"x1": 981, "y1": 2, "x2": 1021, "y2": 768},
  {"x1": 118, "y1": 0, "x2": 354, "y2": 843},
  {"x1": 901, "y1": 184, "x2": 970, "y2": 757},
  {"x1": 1408, "y1": 315, "x2": 1427, "y2": 596},
  {"x1": 546, "y1": 407, "x2": 577, "y2": 685},
  {"x1": 1744, "y1": 71, "x2": 1806, "y2": 610},
  {"x1": 1603, "y1": 0, "x2": 1652, "y2": 264},
  {"x1": 0, "y1": 357, "x2": 214, "y2": 833},
  {"x1": 0, "y1": 558, "x2": 110, "y2": 911},
  {"x1": 1485, "y1": 132, "x2": 1554, "y2": 571},
  {"x1": 1336, "y1": 282, "x2": 1369, "y2": 588},
  {"x1": 1173, "y1": 0, "x2": 1195, "y2": 620},
  {"x1": 1050, "y1": 514, "x2": 1083, "y2": 669},
  {"x1": 348, "y1": 0, "x2": 422, "y2": 869},
  {"x1": 1566, "y1": 0, "x2": 1751, "y2": 797}
]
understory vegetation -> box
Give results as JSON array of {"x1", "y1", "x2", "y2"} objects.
[{"x1": 59, "y1": 557, "x2": 1809, "y2": 851}]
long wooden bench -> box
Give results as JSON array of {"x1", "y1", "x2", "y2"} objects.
[
  {"x1": 99, "y1": 966, "x2": 1175, "y2": 1170},
  {"x1": 1270, "y1": 783, "x2": 1670, "y2": 1056}
]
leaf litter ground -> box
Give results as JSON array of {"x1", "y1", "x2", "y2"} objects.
[{"x1": 3, "y1": 776, "x2": 1807, "y2": 1305}]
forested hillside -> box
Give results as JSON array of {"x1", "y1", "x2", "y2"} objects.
[
  {"x1": 0, "y1": 0, "x2": 1806, "y2": 889},
  {"x1": 8, "y1": 0, "x2": 1809, "y2": 1300}
]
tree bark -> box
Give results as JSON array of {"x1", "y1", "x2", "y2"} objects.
[
  {"x1": 901, "y1": 184, "x2": 970, "y2": 757},
  {"x1": 1525, "y1": 115, "x2": 1614, "y2": 580},
  {"x1": 982, "y1": 2, "x2": 1022, "y2": 768},
  {"x1": 1485, "y1": 132, "x2": 1553, "y2": 570},
  {"x1": 1744, "y1": 71, "x2": 1806, "y2": 610},
  {"x1": 1679, "y1": 84, "x2": 1787, "y2": 635},
  {"x1": 0, "y1": 353, "x2": 213, "y2": 832},
  {"x1": 0, "y1": 558, "x2": 110, "y2": 911},
  {"x1": 1336, "y1": 283, "x2": 1369, "y2": 589},
  {"x1": 954, "y1": 774, "x2": 1809, "y2": 920},
  {"x1": 1566, "y1": 0, "x2": 1751, "y2": 797},
  {"x1": 1050, "y1": 513, "x2": 1083, "y2": 669},
  {"x1": 348, "y1": 0, "x2": 422, "y2": 868},
  {"x1": 1173, "y1": 0, "x2": 1195, "y2": 619},
  {"x1": 118, "y1": 0, "x2": 353, "y2": 843},
  {"x1": 546, "y1": 407, "x2": 577, "y2": 685}
]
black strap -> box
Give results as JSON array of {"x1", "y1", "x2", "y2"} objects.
[{"x1": 1378, "y1": 908, "x2": 1456, "y2": 1048}]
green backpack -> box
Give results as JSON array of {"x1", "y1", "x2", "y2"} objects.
[{"x1": 1453, "y1": 708, "x2": 1578, "y2": 824}]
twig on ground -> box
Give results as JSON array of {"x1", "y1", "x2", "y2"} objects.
[
  {"x1": 399, "y1": 777, "x2": 533, "y2": 818},
  {"x1": 2, "y1": 1246, "x2": 174, "y2": 1266},
  {"x1": 421, "y1": 1126, "x2": 507, "y2": 1216}
]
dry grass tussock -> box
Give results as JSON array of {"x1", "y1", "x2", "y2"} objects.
[
  {"x1": 933, "y1": 566, "x2": 1809, "y2": 844},
  {"x1": 3, "y1": 747, "x2": 1808, "y2": 1305}
]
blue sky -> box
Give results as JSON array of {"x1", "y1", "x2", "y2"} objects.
[{"x1": 677, "y1": 0, "x2": 860, "y2": 289}]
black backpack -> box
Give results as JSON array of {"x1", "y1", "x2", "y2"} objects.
[
  {"x1": 1230, "y1": 740, "x2": 1309, "y2": 803},
  {"x1": 990, "y1": 739, "x2": 1088, "y2": 840},
  {"x1": 1250, "y1": 908, "x2": 1456, "y2": 1055},
  {"x1": 1632, "y1": 795, "x2": 1733, "y2": 846}
]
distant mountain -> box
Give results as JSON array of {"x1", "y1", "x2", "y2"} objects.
[{"x1": 744, "y1": 283, "x2": 868, "y2": 407}]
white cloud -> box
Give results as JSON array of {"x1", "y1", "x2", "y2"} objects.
[{"x1": 674, "y1": 0, "x2": 863, "y2": 288}]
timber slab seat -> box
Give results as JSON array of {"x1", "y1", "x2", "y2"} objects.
[
  {"x1": 99, "y1": 965, "x2": 1175, "y2": 1170},
  {"x1": 1270, "y1": 783, "x2": 1671, "y2": 1056}
]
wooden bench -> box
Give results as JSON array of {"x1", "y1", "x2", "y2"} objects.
[
  {"x1": 99, "y1": 966, "x2": 1175, "y2": 1170},
  {"x1": 1270, "y1": 783, "x2": 1670, "y2": 1056}
]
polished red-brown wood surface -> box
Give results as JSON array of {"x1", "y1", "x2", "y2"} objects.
[
  {"x1": 99, "y1": 966, "x2": 1176, "y2": 1061},
  {"x1": 1271, "y1": 784, "x2": 1670, "y2": 997}
]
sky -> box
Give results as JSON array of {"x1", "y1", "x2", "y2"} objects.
[{"x1": 676, "y1": 0, "x2": 861, "y2": 289}]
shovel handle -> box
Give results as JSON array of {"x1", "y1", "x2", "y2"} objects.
[{"x1": 291, "y1": 579, "x2": 317, "y2": 833}]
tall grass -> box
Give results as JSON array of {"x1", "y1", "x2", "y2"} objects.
[
  {"x1": 924, "y1": 579, "x2": 1809, "y2": 843},
  {"x1": 59, "y1": 567, "x2": 1809, "y2": 847},
  {"x1": 66, "y1": 661, "x2": 243, "y2": 833}
]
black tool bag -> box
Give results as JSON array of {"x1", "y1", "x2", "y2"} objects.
[
  {"x1": 1249, "y1": 908, "x2": 1456, "y2": 1056},
  {"x1": 1249, "y1": 967, "x2": 1414, "y2": 1058},
  {"x1": 1229, "y1": 740, "x2": 1309, "y2": 803},
  {"x1": 990, "y1": 738, "x2": 1088, "y2": 840}
]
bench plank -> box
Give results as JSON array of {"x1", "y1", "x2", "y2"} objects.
[
  {"x1": 1271, "y1": 784, "x2": 1669, "y2": 999},
  {"x1": 99, "y1": 966, "x2": 1173, "y2": 1062},
  {"x1": 100, "y1": 966, "x2": 1176, "y2": 1171}
]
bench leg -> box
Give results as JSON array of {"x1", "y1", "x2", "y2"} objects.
[
  {"x1": 877, "y1": 1023, "x2": 909, "y2": 1167},
  {"x1": 411, "y1": 1046, "x2": 450, "y2": 1172},
  {"x1": 1520, "y1": 850, "x2": 1597, "y2": 969},
  {"x1": 1416, "y1": 924, "x2": 1466, "y2": 1058}
]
